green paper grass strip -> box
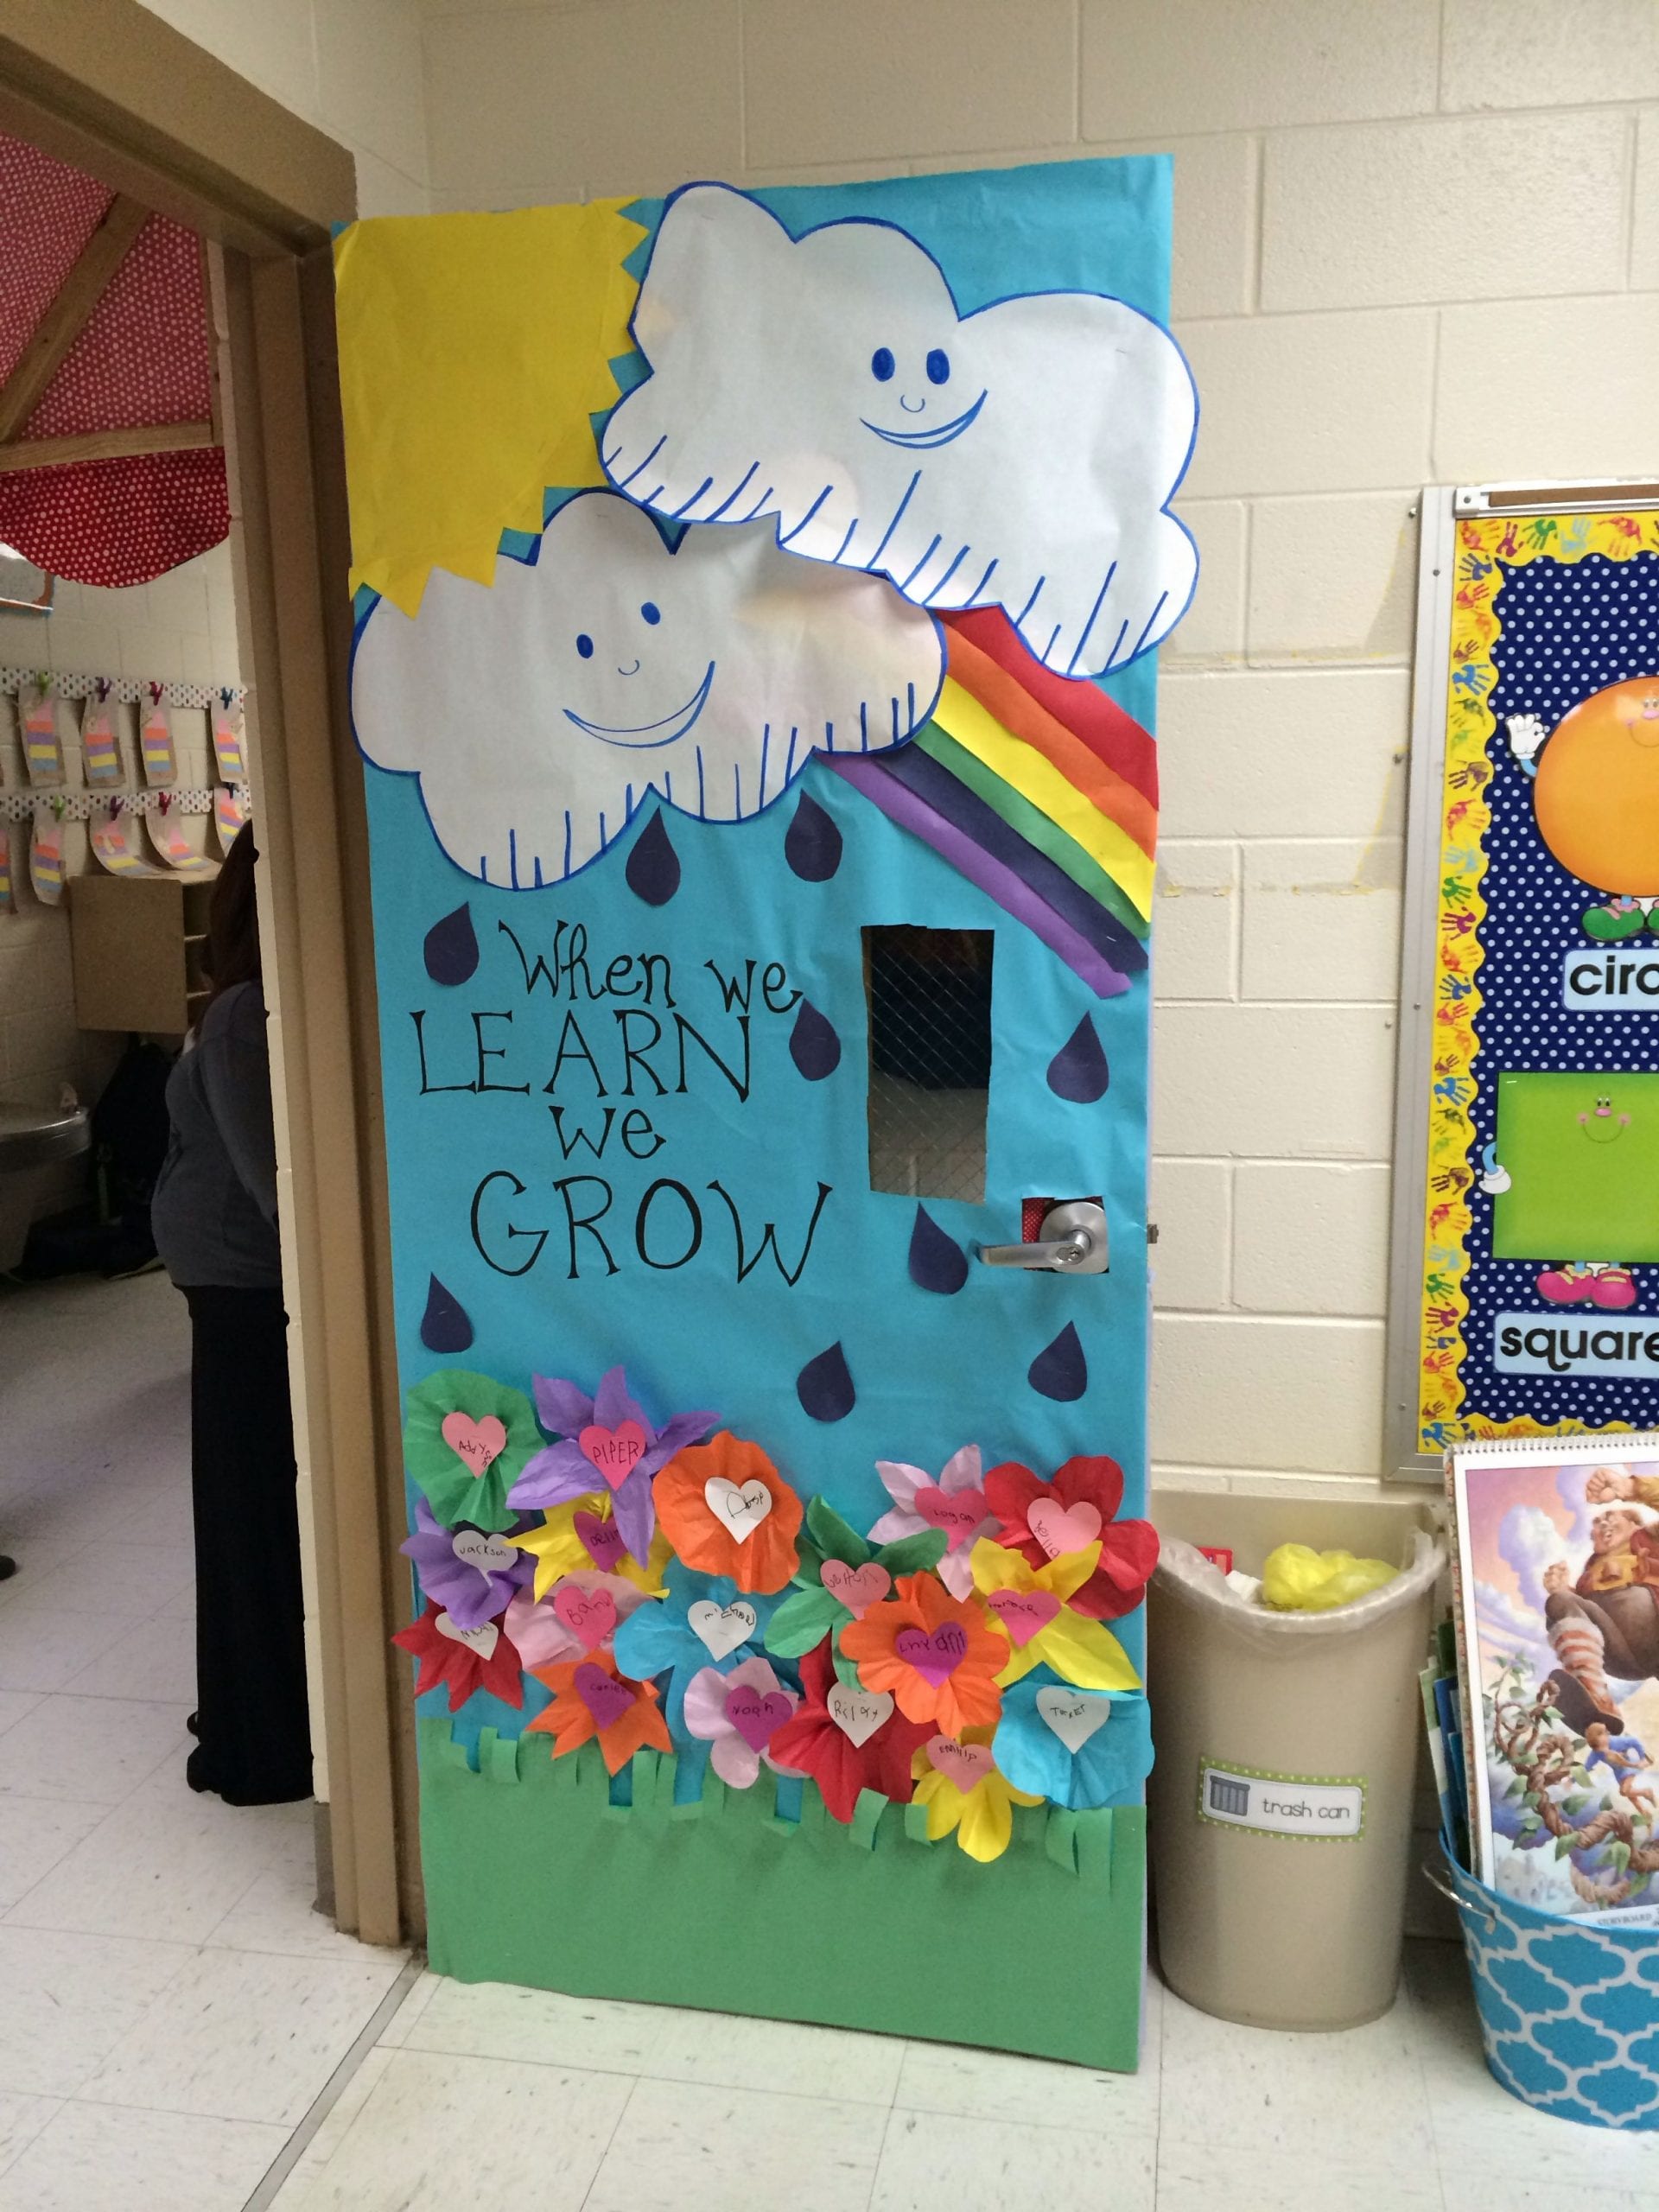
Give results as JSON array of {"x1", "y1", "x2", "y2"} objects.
[
  {"x1": 1046, "y1": 1808, "x2": 1079, "y2": 1873},
  {"x1": 485, "y1": 1729, "x2": 519, "y2": 1786},
  {"x1": 849, "y1": 1788, "x2": 887, "y2": 1850},
  {"x1": 404, "y1": 1367, "x2": 542, "y2": 1532},
  {"x1": 904, "y1": 1802, "x2": 934, "y2": 1845}
]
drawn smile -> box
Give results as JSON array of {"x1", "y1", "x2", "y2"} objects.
[
  {"x1": 563, "y1": 661, "x2": 716, "y2": 748},
  {"x1": 860, "y1": 390, "x2": 987, "y2": 449},
  {"x1": 1579, "y1": 1108, "x2": 1630, "y2": 1145}
]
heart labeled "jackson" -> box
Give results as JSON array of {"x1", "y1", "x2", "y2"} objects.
[
  {"x1": 578, "y1": 1419, "x2": 648, "y2": 1491},
  {"x1": 440, "y1": 1411, "x2": 508, "y2": 1478},
  {"x1": 435, "y1": 1611, "x2": 499, "y2": 1660},
  {"x1": 913, "y1": 1484, "x2": 988, "y2": 1549},
  {"x1": 1035, "y1": 1685, "x2": 1112, "y2": 1753},
  {"x1": 926, "y1": 1735, "x2": 993, "y2": 1791},
  {"x1": 552, "y1": 1584, "x2": 618, "y2": 1652},
  {"x1": 687, "y1": 1599, "x2": 758, "y2": 1660},
  {"x1": 820, "y1": 1559, "x2": 892, "y2": 1618},
  {"x1": 704, "y1": 1475, "x2": 773, "y2": 1539},
  {"x1": 573, "y1": 1662, "x2": 635, "y2": 1732},
  {"x1": 985, "y1": 1589, "x2": 1061, "y2": 1647},
  {"x1": 574, "y1": 1511, "x2": 626, "y2": 1571},
  {"x1": 1026, "y1": 1498, "x2": 1103, "y2": 1561},
  {"x1": 724, "y1": 1685, "x2": 793, "y2": 1754},
  {"x1": 827, "y1": 1681, "x2": 893, "y2": 1746},
  {"x1": 894, "y1": 1622, "x2": 969, "y2": 1687},
  {"x1": 451, "y1": 1528, "x2": 519, "y2": 1578}
]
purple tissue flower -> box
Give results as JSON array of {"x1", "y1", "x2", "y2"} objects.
[
  {"x1": 400, "y1": 1496, "x2": 533, "y2": 1630},
  {"x1": 507, "y1": 1365, "x2": 716, "y2": 1567}
]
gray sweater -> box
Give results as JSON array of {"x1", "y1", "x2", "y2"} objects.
[{"x1": 152, "y1": 981, "x2": 283, "y2": 1290}]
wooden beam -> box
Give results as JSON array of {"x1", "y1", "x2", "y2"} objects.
[
  {"x1": 0, "y1": 193, "x2": 149, "y2": 444},
  {"x1": 0, "y1": 419, "x2": 217, "y2": 474}
]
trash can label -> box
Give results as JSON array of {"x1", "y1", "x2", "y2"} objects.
[{"x1": 1198, "y1": 1758, "x2": 1365, "y2": 1840}]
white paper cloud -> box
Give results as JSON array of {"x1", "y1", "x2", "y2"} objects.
[
  {"x1": 351, "y1": 492, "x2": 943, "y2": 886},
  {"x1": 601, "y1": 184, "x2": 1198, "y2": 677}
]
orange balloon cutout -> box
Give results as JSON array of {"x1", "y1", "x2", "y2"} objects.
[{"x1": 1535, "y1": 677, "x2": 1659, "y2": 896}]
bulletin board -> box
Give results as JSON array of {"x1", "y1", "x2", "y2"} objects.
[{"x1": 1388, "y1": 485, "x2": 1659, "y2": 1477}]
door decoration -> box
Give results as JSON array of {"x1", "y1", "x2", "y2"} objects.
[
  {"x1": 1408, "y1": 510, "x2": 1659, "y2": 1452},
  {"x1": 341, "y1": 157, "x2": 1186, "y2": 2070}
]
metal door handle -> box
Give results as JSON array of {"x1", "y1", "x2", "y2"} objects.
[{"x1": 976, "y1": 1200, "x2": 1109, "y2": 1275}]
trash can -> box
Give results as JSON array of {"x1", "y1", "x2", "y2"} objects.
[{"x1": 1147, "y1": 1529, "x2": 1444, "y2": 2031}]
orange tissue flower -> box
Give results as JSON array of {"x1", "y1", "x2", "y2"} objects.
[
  {"x1": 652, "y1": 1432, "x2": 803, "y2": 1593},
  {"x1": 840, "y1": 1571, "x2": 1006, "y2": 1734},
  {"x1": 524, "y1": 1649, "x2": 671, "y2": 1774}
]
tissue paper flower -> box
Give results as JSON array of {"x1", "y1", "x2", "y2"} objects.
[
  {"x1": 992, "y1": 1680, "x2": 1154, "y2": 1811},
  {"x1": 509, "y1": 1494, "x2": 671, "y2": 1601},
  {"x1": 653, "y1": 1433, "x2": 804, "y2": 1593},
  {"x1": 508, "y1": 1366, "x2": 717, "y2": 1567},
  {"x1": 868, "y1": 1444, "x2": 995, "y2": 1599},
  {"x1": 840, "y1": 1572, "x2": 1006, "y2": 1734},
  {"x1": 910, "y1": 1728, "x2": 1043, "y2": 1861},
  {"x1": 969, "y1": 1538, "x2": 1141, "y2": 1691},
  {"x1": 984, "y1": 1453, "x2": 1158, "y2": 1621},
  {"x1": 682, "y1": 1656, "x2": 802, "y2": 1788},
  {"x1": 524, "y1": 1649, "x2": 672, "y2": 1774},
  {"x1": 611, "y1": 1559, "x2": 787, "y2": 1730},
  {"x1": 502, "y1": 1572, "x2": 650, "y2": 1669},
  {"x1": 392, "y1": 1600, "x2": 524, "y2": 1713},
  {"x1": 400, "y1": 1497, "x2": 533, "y2": 1630},
  {"x1": 766, "y1": 1637, "x2": 931, "y2": 1823},
  {"x1": 764, "y1": 1495, "x2": 947, "y2": 1662},
  {"x1": 404, "y1": 1368, "x2": 543, "y2": 1533}
]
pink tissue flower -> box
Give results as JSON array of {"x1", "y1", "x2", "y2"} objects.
[
  {"x1": 682, "y1": 1656, "x2": 801, "y2": 1789},
  {"x1": 503, "y1": 1572, "x2": 649, "y2": 1671},
  {"x1": 868, "y1": 1444, "x2": 995, "y2": 1599}
]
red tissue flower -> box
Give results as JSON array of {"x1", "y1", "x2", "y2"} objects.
[
  {"x1": 984, "y1": 1454, "x2": 1158, "y2": 1621},
  {"x1": 766, "y1": 1637, "x2": 931, "y2": 1824},
  {"x1": 392, "y1": 1600, "x2": 524, "y2": 1713}
]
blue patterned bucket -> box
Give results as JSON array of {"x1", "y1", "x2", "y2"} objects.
[{"x1": 1440, "y1": 1845, "x2": 1659, "y2": 2128}]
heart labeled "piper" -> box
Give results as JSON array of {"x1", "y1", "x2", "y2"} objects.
[
  {"x1": 704, "y1": 1475, "x2": 773, "y2": 1539},
  {"x1": 573, "y1": 1663, "x2": 635, "y2": 1732},
  {"x1": 552, "y1": 1584, "x2": 618, "y2": 1652},
  {"x1": 827, "y1": 1681, "x2": 893, "y2": 1747},
  {"x1": 821, "y1": 1559, "x2": 892, "y2": 1618},
  {"x1": 913, "y1": 1485, "x2": 988, "y2": 1550},
  {"x1": 578, "y1": 1419, "x2": 648, "y2": 1491},
  {"x1": 724, "y1": 1686, "x2": 792, "y2": 1754},
  {"x1": 1036, "y1": 1685, "x2": 1112, "y2": 1753},
  {"x1": 451, "y1": 1528, "x2": 519, "y2": 1578},
  {"x1": 985, "y1": 1589, "x2": 1060, "y2": 1647},
  {"x1": 926, "y1": 1736, "x2": 993, "y2": 1791},
  {"x1": 687, "y1": 1599, "x2": 758, "y2": 1660},
  {"x1": 1027, "y1": 1498, "x2": 1103, "y2": 1561},
  {"x1": 435, "y1": 1611, "x2": 499, "y2": 1660},
  {"x1": 894, "y1": 1622, "x2": 969, "y2": 1687},
  {"x1": 440, "y1": 1411, "x2": 508, "y2": 1478},
  {"x1": 574, "y1": 1511, "x2": 626, "y2": 1571}
]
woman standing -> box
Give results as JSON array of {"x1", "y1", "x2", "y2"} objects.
[{"x1": 152, "y1": 824, "x2": 312, "y2": 1804}]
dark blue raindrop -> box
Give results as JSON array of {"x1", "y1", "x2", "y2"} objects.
[
  {"x1": 909, "y1": 1204, "x2": 968, "y2": 1294},
  {"x1": 1046, "y1": 1016, "x2": 1110, "y2": 1103},
  {"x1": 798, "y1": 1340, "x2": 856, "y2": 1422},
  {"x1": 423, "y1": 904, "x2": 478, "y2": 986},
  {"x1": 1029, "y1": 1322, "x2": 1087, "y2": 1402},
  {"x1": 625, "y1": 809, "x2": 680, "y2": 906},
  {"x1": 789, "y1": 999, "x2": 841, "y2": 1080},
  {"x1": 785, "y1": 791, "x2": 842, "y2": 881},
  {"x1": 420, "y1": 1273, "x2": 474, "y2": 1354}
]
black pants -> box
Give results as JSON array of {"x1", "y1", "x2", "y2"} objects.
[{"x1": 182, "y1": 1285, "x2": 313, "y2": 1804}]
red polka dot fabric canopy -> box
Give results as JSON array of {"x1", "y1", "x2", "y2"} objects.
[{"x1": 0, "y1": 131, "x2": 227, "y2": 588}]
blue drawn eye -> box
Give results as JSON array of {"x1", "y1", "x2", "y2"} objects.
[
  {"x1": 926, "y1": 348, "x2": 950, "y2": 385},
  {"x1": 575, "y1": 633, "x2": 594, "y2": 659},
  {"x1": 640, "y1": 602, "x2": 661, "y2": 626},
  {"x1": 870, "y1": 347, "x2": 895, "y2": 382}
]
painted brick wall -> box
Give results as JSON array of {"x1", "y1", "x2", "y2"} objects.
[{"x1": 407, "y1": 0, "x2": 1659, "y2": 1503}]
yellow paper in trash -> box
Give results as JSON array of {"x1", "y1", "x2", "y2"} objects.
[{"x1": 1260, "y1": 1543, "x2": 1396, "y2": 1613}]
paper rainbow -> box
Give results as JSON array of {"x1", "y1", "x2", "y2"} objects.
[{"x1": 829, "y1": 610, "x2": 1156, "y2": 999}]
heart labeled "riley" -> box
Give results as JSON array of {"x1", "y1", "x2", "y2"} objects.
[
  {"x1": 820, "y1": 1559, "x2": 892, "y2": 1618},
  {"x1": 578, "y1": 1419, "x2": 648, "y2": 1491},
  {"x1": 704, "y1": 1475, "x2": 773, "y2": 1539},
  {"x1": 724, "y1": 1685, "x2": 793, "y2": 1754},
  {"x1": 440, "y1": 1411, "x2": 508, "y2": 1478},
  {"x1": 926, "y1": 1735, "x2": 993, "y2": 1791},
  {"x1": 687, "y1": 1599, "x2": 758, "y2": 1660},
  {"x1": 827, "y1": 1681, "x2": 893, "y2": 1746},
  {"x1": 435, "y1": 1611, "x2": 499, "y2": 1659},
  {"x1": 1026, "y1": 1498, "x2": 1103, "y2": 1561},
  {"x1": 1036, "y1": 1685, "x2": 1112, "y2": 1753},
  {"x1": 573, "y1": 1663, "x2": 635, "y2": 1732},
  {"x1": 985, "y1": 1589, "x2": 1060, "y2": 1647},
  {"x1": 451, "y1": 1528, "x2": 520, "y2": 1577},
  {"x1": 913, "y1": 1485, "x2": 988, "y2": 1549},
  {"x1": 552, "y1": 1584, "x2": 618, "y2": 1652},
  {"x1": 894, "y1": 1622, "x2": 969, "y2": 1687}
]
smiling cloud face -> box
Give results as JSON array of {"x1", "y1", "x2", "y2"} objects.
[
  {"x1": 601, "y1": 184, "x2": 1198, "y2": 678},
  {"x1": 351, "y1": 492, "x2": 943, "y2": 887}
]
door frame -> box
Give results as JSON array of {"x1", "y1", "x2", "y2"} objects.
[{"x1": 0, "y1": 1, "x2": 411, "y2": 1943}]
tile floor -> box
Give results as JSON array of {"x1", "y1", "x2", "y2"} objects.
[{"x1": 5, "y1": 1277, "x2": 1659, "y2": 2209}]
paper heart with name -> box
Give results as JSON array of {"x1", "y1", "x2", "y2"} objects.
[
  {"x1": 926, "y1": 1735, "x2": 993, "y2": 1791},
  {"x1": 724, "y1": 1684, "x2": 794, "y2": 1754},
  {"x1": 704, "y1": 1475, "x2": 772, "y2": 1539},
  {"x1": 573, "y1": 1662, "x2": 637, "y2": 1732},
  {"x1": 687, "y1": 1597, "x2": 758, "y2": 1660},
  {"x1": 451, "y1": 1528, "x2": 520, "y2": 1577},
  {"x1": 574, "y1": 1510, "x2": 628, "y2": 1572},
  {"x1": 1027, "y1": 1498, "x2": 1103, "y2": 1561},
  {"x1": 914, "y1": 1484, "x2": 991, "y2": 1549},
  {"x1": 578, "y1": 1419, "x2": 648, "y2": 1491},
  {"x1": 985, "y1": 1589, "x2": 1060, "y2": 1648},
  {"x1": 441, "y1": 1411, "x2": 508, "y2": 1477},
  {"x1": 820, "y1": 1558, "x2": 892, "y2": 1618},
  {"x1": 827, "y1": 1681, "x2": 893, "y2": 1747},
  {"x1": 894, "y1": 1622, "x2": 969, "y2": 1686},
  {"x1": 552, "y1": 1582, "x2": 618, "y2": 1652},
  {"x1": 435, "y1": 1611, "x2": 499, "y2": 1659},
  {"x1": 1035, "y1": 1685, "x2": 1112, "y2": 1753}
]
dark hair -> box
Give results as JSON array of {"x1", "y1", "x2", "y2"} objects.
[{"x1": 205, "y1": 822, "x2": 262, "y2": 1009}]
